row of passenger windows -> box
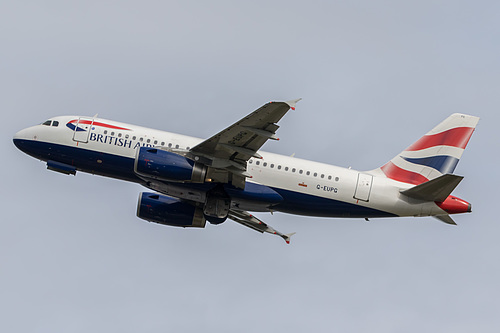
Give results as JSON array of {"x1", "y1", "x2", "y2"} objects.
[
  {"x1": 54, "y1": 124, "x2": 338, "y2": 181},
  {"x1": 102, "y1": 130, "x2": 189, "y2": 149},
  {"x1": 248, "y1": 159, "x2": 340, "y2": 181},
  {"x1": 55, "y1": 125, "x2": 338, "y2": 181},
  {"x1": 102, "y1": 130, "x2": 336, "y2": 180}
]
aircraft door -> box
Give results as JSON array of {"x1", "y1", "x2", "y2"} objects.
[
  {"x1": 354, "y1": 173, "x2": 373, "y2": 202},
  {"x1": 72, "y1": 117, "x2": 94, "y2": 143}
]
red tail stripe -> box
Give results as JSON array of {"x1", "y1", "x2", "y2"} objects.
[
  {"x1": 405, "y1": 127, "x2": 474, "y2": 151},
  {"x1": 69, "y1": 119, "x2": 130, "y2": 131},
  {"x1": 381, "y1": 162, "x2": 429, "y2": 185}
]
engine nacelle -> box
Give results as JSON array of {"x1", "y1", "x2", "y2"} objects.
[
  {"x1": 137, "y1": 192, "x2": 206, "y2": 228},
  {"x1": 134, "y1": 147, "x2": 206, "y2": 182}
]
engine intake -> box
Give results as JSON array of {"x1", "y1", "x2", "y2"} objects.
[
  {"x1": 137, "y1": 192, "x2": 206, "y2": 228},
  {"x1": 134, "y1": 148, "x2": 206, "y2": 183}
]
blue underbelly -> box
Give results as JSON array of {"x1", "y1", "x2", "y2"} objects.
[{"x1": 14, "y1": 139, "x2": 396, "y2": 218}]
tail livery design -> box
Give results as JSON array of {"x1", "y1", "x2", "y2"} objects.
[
  {"x1": 380, "y1": 113, "x2": 479, "y2": 185},
  {"x1": 375, "y1": 113, "x2": 479, "y2": 223}
]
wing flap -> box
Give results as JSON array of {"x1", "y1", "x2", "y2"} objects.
[
  {"x1": 190, "y1": 101, "x2": 294, "y2": 160},
  {"x1": 188, "y1": 99, "x2": 300, "y2": 188}
]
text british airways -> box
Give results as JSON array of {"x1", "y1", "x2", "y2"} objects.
[{"x1": 89, "y1": 133, "x2": 153, "y2": 149}]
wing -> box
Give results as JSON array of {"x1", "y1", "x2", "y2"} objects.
[
  {"x1": 188, "y1": 99, "x2": 301, "y2": 188},
  {"x1": 228, "y1": 209, "x2": 295, "y2": 244}
]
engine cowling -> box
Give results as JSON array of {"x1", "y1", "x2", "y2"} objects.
[
  {"x1": 137, "y1": 192, "x2": 206, "y2": 228},
  {"x1": 134, "y1": 147, "x2": 206, "y2": 182}
]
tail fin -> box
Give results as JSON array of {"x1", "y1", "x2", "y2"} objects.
[{"x1": 376, "y1": 113, "x2": 479, "y2": 185}]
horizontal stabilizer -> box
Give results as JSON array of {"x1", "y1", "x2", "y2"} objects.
[
  {"x1": 434, "y1": 215, "x2": 457, "y2": 225},
  {"x1": 400, "y1": 174, "x2": 463, "y2": 202}
]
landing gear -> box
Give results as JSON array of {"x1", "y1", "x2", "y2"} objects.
[{"x1": 203, "y1": 185, "x2": 230, "y2": 225}]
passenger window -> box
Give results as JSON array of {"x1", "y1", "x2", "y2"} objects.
[
  {"x1": 335, "y1": 177, "x2": 340, "y2": 181},
  {"x1": 249, "y1": 160, "x2": 253, "y2": 164},
  {"x1": 42, "y1": 120, "x2": 51, "y2": 126},
  {"x1": 328, "y1": 175, "x2": 332, "y2": 180},
  {"x1": 125, "y1": 134, "x2": 129, "y2": 139},
  {"x1": 168, "y1": 143, "x2": 172, "y2": 147},
  {"x1": 321, "y1": 174, "x2": 325, "y2": 178},
  {"x1": 256, "y1": 161, "x2": 260, "y2": 165},
  {"x1": 263, "y1": 162, "x2": 267, "y2": 167},
  {"x1": 270, "y1": 164, "x2": 274, "y2": 168},
  {"x1": 161, "y1": 142, "x2": 165, "y2": 146},
  {"x1": 52, "y1": 121, "x2": 59, "y2": 127},
  {"x1": 314, "y1": 172, "x2": 317, "y2": 177},
  {"x1": 132, "y1": 136, "x2": 136, "y2": 140},
  {"x1": 306, "y1": 171, "x2": 310, "y2": 176},
  {"x1": 140, "y1": 137, "x2": 144, "y2": 142},
  {"x1": 104, "y1": 130, "x2": 108, "y2": 135},
  {"x1": 111, "y1": 132, "x2": 115, "y2": 136},
  {"x1": 292, "y1": 168, "x2": 296, "y2": 173},
  {"x1": 299, "y1": 170, "x2": 303, "y2": 174},
  {"x1": 118, "y1": 133, "x2": 122, "y2": 138},
  {"x1": 285, "y1": 167, "x2": 289, "y2": 171},
  {"x1": 154, "y1": 140, "x2": 158, "y2": 145},
  {"x1": 278, "y1": 165, "x2": 281, "y2": 170},
  {"x1": 147, "y1": 139, "x2": 151, "y2": 143},
  {"x1": 175, "y1": 144, "x2": 179, "y2": 149}
]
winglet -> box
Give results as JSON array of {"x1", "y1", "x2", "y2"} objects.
[
  {"x1": 282, "y1": 232, "x2": 296, "y2": 244},
  {"x1": 286, "y1": 98, "x2": 302, "y2": 111}
]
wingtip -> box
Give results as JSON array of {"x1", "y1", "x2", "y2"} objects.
[
  {"x1": 283, "y1": 232, "x2": 296, "y2": 244},
  {"x1": 286, "y1": 98, "x2": 302, "y2": 110}
]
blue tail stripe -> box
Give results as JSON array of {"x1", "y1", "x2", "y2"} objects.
[{"x1": 401, "y1": 155, "x2": 459, "y2": 174}]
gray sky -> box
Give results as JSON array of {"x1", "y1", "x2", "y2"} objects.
[{"x1": 1, "y1": 1, "x2": 499, "y2": 332}]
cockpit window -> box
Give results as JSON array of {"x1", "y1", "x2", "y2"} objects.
[
  {"x1": 52, "y1": 121, "x2": 59, "y2": 127},
  {"x1": 42, "y1": 120, "x2": 52, "y2": 126}
]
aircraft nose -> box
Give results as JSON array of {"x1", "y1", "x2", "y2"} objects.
[
  {"x1": 13, "y1": 127, "x2": 35, "y2": 153},
  {"x1": 13, "y1": 127, "x2": 32, "y2": 140}
]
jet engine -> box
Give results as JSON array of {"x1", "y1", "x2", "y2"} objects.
[
  {"x1": 134, "y1": 148, "x2": 207, "y2": 183},
  {"x1": 137, "y1": 192, "x2": 206, "y2": 228}
]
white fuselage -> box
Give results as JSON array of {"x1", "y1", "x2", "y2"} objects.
[{"x1": 13, "y1": 115, "x2": 451, "y2": 219}]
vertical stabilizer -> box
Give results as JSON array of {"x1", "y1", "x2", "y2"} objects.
[{"x1": 376, "y1": 113, "x2": 479, "y2": 185}]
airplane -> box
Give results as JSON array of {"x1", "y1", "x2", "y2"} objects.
[{"x1": 13, "y1": 99, "x2": 479, "y2": 243}]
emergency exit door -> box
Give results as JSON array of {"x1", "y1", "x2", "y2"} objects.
[
  {"x1": 354, "y1": 173, "x2": 373, "y2": 202},
  {"x1": 72, "y1": 117, "x2": 94, "y2": 143}
]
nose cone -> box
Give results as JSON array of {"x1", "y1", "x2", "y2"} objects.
[
  {"x1": 13, "y1": 128, "x2": 26, "y2": 149},
  {"x1": 13, "y1": 127, "x2": 37, "y2": 155},
  {"x1": 13, "y1": 127, "x2": 32, "y2": 141}
]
